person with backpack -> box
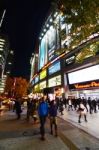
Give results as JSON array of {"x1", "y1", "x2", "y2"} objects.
[{"x1": 38, "y1": 95, "x2": 48, "y2": 140}]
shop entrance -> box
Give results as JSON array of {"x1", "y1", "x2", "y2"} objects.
[{"x1": 70, "y1": 89, "x2": 99, "y2": 100}]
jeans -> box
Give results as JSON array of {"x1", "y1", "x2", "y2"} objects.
[{"x1": 39, "y1": 116, "x2": 46, "y2": 137}]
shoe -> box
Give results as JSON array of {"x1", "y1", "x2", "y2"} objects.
[
  {"x1": 85, "y1": 120, "x2": 88, "y2": 122},
  {"x1": 40, "y1": 136, "x2": 45, "y2": 141},
  {"x1": 55, "y1": 133, "x2": 58, "y2": 137},
  {"x1": 78, "y1": 120, "x2": 81, "y2": 123}
]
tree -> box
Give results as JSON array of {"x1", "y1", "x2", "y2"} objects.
[
  {"x1": 52, "y1": 0, "x2": 99, "y2": 58},
  {"x1": 5, "y1": 77, "x2": 28, "y2": 98},
  {"x1": 4, "y1": 77, "x2": 14, "y2": 97}
]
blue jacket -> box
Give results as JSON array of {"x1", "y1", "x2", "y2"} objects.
[{"x1": 38, "y1": 101, "x2": 48, "y2": 117}]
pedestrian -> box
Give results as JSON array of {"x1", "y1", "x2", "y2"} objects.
[
  {"x1": 14, "y1": 96, "x2": 22, "y2": 119},
  {"x1": 38, "y1": 95, "x2": 48, "y2": 140},
  {"x1": 26, "y1": 98, "x2": 33, "y2": 122},
  {"x1": 59, "y1": 98, "x2": 64, "y2": 115},
  {"x1": 88, "y1": 97, "x2": 93, "y2": 114},
  {"x1": 77, "y1": 101, "x2": 87, "y2": 123},
  {"x1": 68, "y1": 98, "x2": 73, "y2": 111},
  {"x1": 49, "y1": 100, "x2": 58, "y2": 137}
]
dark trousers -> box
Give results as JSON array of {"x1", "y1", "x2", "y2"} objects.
[
  {"x1": 50, "y1": 117, "x2": 57, "y2": 136},
  {"x1": 39, "y1": 116, "x2": 46, "y2": 137},
  {"x1": 16, "y1": 112, "x2": 21, "y2": 119},
  {"x1": 78, "y1": 114, "x2": 87, "y2": 123}
]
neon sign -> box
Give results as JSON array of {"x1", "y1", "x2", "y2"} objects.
[{"x1": 74, "y1": 81, "x2": 99, "y2": 89}]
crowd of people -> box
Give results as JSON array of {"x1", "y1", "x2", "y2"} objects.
[
  {"x1": 4, "y1": 95, "x2": 99, "y2": 140},
  {"x1": 56, "y1": 96, "x2": 99, "y2": 123},
  {"x1": 11, "y1": 95, "x2": 57, "y2": 140}
]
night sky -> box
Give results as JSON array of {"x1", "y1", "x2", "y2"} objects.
[{"x1": 0, "y1": 0, "x2": 52, "y2": 80}]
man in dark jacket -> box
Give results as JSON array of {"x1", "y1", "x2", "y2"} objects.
[
  {"x1": 38, "y1": 96, "x2": 48, "y2": 140},
  {"x1": 49, "y1": 100, "x2": 58, "y2": 137},
  {"x1": 15, "y1": 97, "x2": 22, "y2": 119}
]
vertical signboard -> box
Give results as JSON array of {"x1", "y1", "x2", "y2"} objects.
[
  {"x1": 39, "y1": 34, "x2": 48, "y2": 69},
  {"x1": 48, "y1": 26, "x2": 57, "y2": 61}
]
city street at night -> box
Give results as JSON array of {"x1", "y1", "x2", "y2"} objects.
[{"x1": 0, "y1": 0, "x2": 99, "y2": 149}]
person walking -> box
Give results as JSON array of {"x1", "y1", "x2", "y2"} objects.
[
  {"x1": 77, "y1": 101, "x2": 87, "y2": 123},
  {"x1": 68, "y1": 98, "x2": 73, "y2": 111},
  {"x1": 88, "y1": 97, "x2": 93, "y2": 114},
  {"x1": 38, "y1": 95, "x2": 48, "y2": 140},
  {"x1": 59, "y1": 98, "x2": 64, "y2": 115},
  {"x1": 49, "y1": 100, "x2": 58, "y2": 137},
  {"x1": 14, "y1": 96, "x2": 22, "y2": 119},
  {"x1": 26, "y1": 98, "x2": 34, "y2": 122}
]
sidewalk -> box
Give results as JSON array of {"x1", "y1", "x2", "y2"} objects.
[
  {"x1": 0, "y1": 108, "x2": 99, "y2": 149},
  {"x1": 58, "y1": 108, "x2": 99, "y2": 139},
  {"x1": 0, "y1": 134, "x2": 69, "y2": 150}
]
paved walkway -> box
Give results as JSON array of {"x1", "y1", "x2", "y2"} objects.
[
  {"x1": 58, "y1": 108, "x2": 99, "y2": 139},
  {"x1": 0, "y1": 134, "x2": 69, "y2": 150},
  {"x1": 0, "y1": 108, "x2": 99, "y2": 149}
]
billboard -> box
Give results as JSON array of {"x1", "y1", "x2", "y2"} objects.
[
  {"x1": 35, "y1": 76, "x2": 39, "y2": 84},
  {"x1": 31, "y1": 80, "x2": 34, "y2": 85},
  {"x1": 39, "y1": 81, "x2": 46, "y2": 89},
  {"x1": 48, "y1": 61, "x2": 61, "y2": 75},
  {"x1": 48, "y1": 75, "x2": 61, "y2": 87},
  {"x1": 34, "y1": 84, "x2": 39, "y2": 92},
  {"x1": 48, "y1": 26, "x2": 57, "y2": 61},
  {"x1": 68, "y1": 64, "x2": 99, "y2": 85},
  {"x1": 40, "y1": 69, "x2": 47, "y2": 80},
  {"x1": 39, "y1": 34, "x2": 48, "y2": 69}
]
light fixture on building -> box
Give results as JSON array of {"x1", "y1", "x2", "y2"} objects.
[
  {"x1": 0, "y1": 45, "x2": 3, "y2": 48},
  {"x1": 0, "y1": 41, "x2": 4, "y2": 45},
  {"x1": 0, "y1": 48, "x2": 3, "y2": 51},
  {"x1": 8, "y1": 62, "x2": 12, "y2": 65},
  {"x1": 6, "y1": 71, "x2": 10, "y2": 74},
  {"x1": 10, "y1": 50, "x2": 14, "y2": 54},
  {"x1": 39, "y1": 37, "x2": 42, "y2": 40},
  {"x1": 0, "y1": 39, "x2": 5, "y2": 42},
  {"x1": 50, "y1": 18, "x2": 53, "y2": 22},
  {"x1": 44, "y1": 29, "x2": 46, "y2": 32},
  {"x1": 46, "y1": 24, "x2": 49, "y2": 27},
  {"x1": 54, "y1": 12, "x2": 58, "y2": 17}
]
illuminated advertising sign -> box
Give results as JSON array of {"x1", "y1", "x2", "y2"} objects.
[
  {"x1": 48, "y1": 75, "x2": 61, "y2": 87},
  {"x1": 68, "y1": 65, "x2": 99, "y2": 84},
  {"x1": 48, "y1": 61, "x2": 61, "y2": 75},
  {"x1": 39, "y1": 34, "x2": 48, "y2": 69},
  {"x1": 69, "y1": 80, "x2": 99, "y2": 90},
  {"x1": 31, "y1": 80, "x2": 34, "y2": 85},
  {"x1": 65, "y1": 55, "x2": 75, "y2": 65},
  {"x1": 35, "y1": 76, "x2": 39, "y2": 83},
  {"x1": 68, "y1": 65, "x2": 99, "y2": 90},
  {"x1": 40, "y1": 70, "x2": 47, "y2": 80},
  {"x1": 34, "y1": 84, "x2": 39, "y2": 92},
  {"x1": 48, "y1": 26, "x2": 57, "y2": 61},
  {"x1": 39, "y1": 81, "x2": 46, "y2": 89}
]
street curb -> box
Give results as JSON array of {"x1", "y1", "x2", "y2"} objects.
[
  {"x1": 60, "y1": 117, "x2": 99, "y2": 141},
  {"x1": 59, "y1": 132, "x2": 79, "y2": 150}
]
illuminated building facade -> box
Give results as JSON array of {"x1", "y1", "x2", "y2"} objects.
[
  {"x1": 30, "y1": 7, "x2": 99, "y2": 100},
  {"x1": 0, "y1": 33, "x2": 14, "y2": 93}
]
